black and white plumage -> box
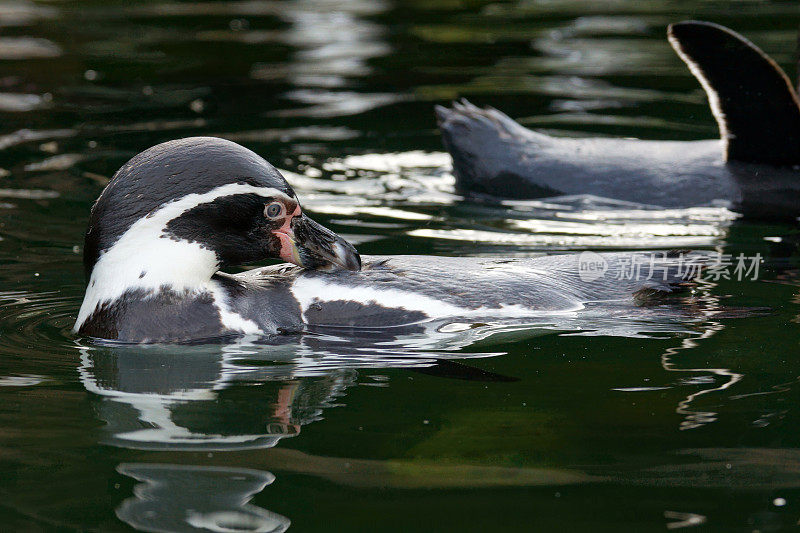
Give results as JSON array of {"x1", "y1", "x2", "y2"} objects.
[
  {"x1": 75, "y1": 137, "x2": 360, "y2": 342},
  {"x1": 75, "y1": 137, "x2": 699, "y2": 344},
  {"x1": 436, "y1": 21, "x2": 800, "y2": 219}
]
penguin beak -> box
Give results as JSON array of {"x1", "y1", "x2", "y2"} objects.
[{"x1": 273, "y1": 213, "x2": 361, "y2": 271}]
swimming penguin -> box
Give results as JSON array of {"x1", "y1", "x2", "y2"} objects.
[
  {"x1": 436, "y1": 21, "x2": 800, "y2": 219},
  {"x1": 75, "y1": 137, "x2": 702, "y2": 343}
]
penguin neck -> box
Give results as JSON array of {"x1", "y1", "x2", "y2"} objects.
[{"x1": 75, "y1": 237, "x2": 221, "y2": 332}]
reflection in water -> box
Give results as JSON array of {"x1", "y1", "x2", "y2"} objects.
[
  {"x1": 661, "y1": 312, "x2": 738, "y2": 431},
  {"x1": 73, "y1": 297, "x2": 749, "y2": 531},
  {"x1": 0, "y1": 36, "x2": 61, "y2": 60},
  {"x1": 78, "y1": 328, "x2": 511, "y2": 532},
  {"x1": 0, "y1": 1, "x2": 56, "y2": 28},
  {"x1": 117, "y1": 463, "x2": 289, "y2": 533},
  {"x1": 80, "y1": 317, "x2": 577, "y2": 452},
  {"x1": 285, "y1": 151, "x2": 737, "y2": 251},
  {"x1": 74, "y1": 331, "x2": 800, "y2": 495},
  {"x1": 531, "y1": 17, "x2": 679, "y2": 78},
  {"x1": 245, "y1": 0, "x2": 397, "y2": 117},
  {"x1": 78, "y1": 345, "x2": 357, "y2": 450},
  {"x1": 612, "y1": 280, "x2": 747, "y2": 431},
  {"x1": 275, "y1": 0, "x2": 398, "y2": 118},
  {"x1": 80, "y1": 340, "x2": 356, "y2": 532}
]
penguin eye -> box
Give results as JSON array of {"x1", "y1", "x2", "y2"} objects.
[{"x1": 264, "y1": 202, "x2": 284, "y2": 219}]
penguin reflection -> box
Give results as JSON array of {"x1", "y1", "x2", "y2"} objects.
[
  {"x1": 78, "y1": 342, "x2": 355, "y2": 451},
  {"x1": 79, "y1": 339, "x2": 359, "y2": 533},
  {"x1": 116, "y1": 464, "x2": 289, "y2": 533},
  {"x1": 78, "y1": 304, "x2": 746, "y2": 532},
  {"x1": 79, "y1": 327, "x2": 508, "y2": 533}
]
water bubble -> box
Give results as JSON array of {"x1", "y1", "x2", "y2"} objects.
[
  {"x1": 189, "y1": 99, "x2": 205, "y2": 113},
  {"x1": 229, "y1": 18, "x2": 249, "y2": 31}
]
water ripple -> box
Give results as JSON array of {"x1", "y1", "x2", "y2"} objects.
[{"x1": 0, "y1": 36, "x2": 61, "y2": 59}]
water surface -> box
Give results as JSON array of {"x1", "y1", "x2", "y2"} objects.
[{"x1": 2, "y1": 0, "x2": 800, "y2": 531}]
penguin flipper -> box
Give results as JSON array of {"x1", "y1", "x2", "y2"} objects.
[{"x1": 668, "y1": 21, "x2": 800, "y2": 166}]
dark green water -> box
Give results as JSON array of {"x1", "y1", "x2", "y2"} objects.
[{"x1": 3, "y1": 0, "x2": 800, "y2": 531}]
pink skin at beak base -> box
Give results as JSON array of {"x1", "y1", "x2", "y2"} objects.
[{"x1": 274, "y1": 205, "x2": 302, "y2": 265}]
